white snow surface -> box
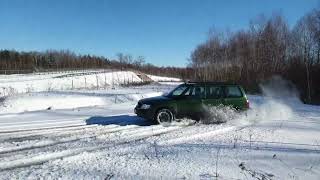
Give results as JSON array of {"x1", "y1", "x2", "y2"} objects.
[
  {"x1": 0, "y1": 73, "x2": 319, "y2": 179},
  {"x1": 0, "y1": 90, "x2": 162, "y2": 115},
  {"x1": 0, "y1": 70, "x2": 142, "y2": 96},
  {"x1": 146, "y1": 74, "x2": 181, "y2": 82}
]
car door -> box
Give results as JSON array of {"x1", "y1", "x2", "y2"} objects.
[
  {"x1": 175, "y1": 85, "x2": 204, "y2": 118},
  {"x1": 202, "y1": 85, "x2": 224, "y2": 108},
  {"x1": 222, "y1": 85, "x2": 246, "y2": 110}
]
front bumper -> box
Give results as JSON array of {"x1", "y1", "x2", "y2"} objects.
[{"x1": 134, "y1": 107, "x2": 154, "y2": 120}]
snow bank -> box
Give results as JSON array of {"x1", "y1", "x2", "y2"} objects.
[
  {"x1": 0, "y1": 91, "x2": 162, "y2": 114},
  {"x1": 0, "y1": 81, "x2": 178, "y2": 114},
  {"x1": 147, "y1": 74, "x2": 181, "y2": 82},
  {"x1": 0, "y1": 94, "x2": 106, "y2": 114},
  {"x1": 0, "y1": 71, "x2": 142, "y2": 96}
]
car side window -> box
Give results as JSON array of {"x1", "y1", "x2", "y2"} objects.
[
  {"x1": 171, "y1": 85, "x2": 188, "y2": 96},
  {"x1": 206, "y1": 86, "x2": 223, "y2": 99},
  {"x1": 183, "y1": 86, "x2": 193, "y2": 96},
  {"x1": 225, "y1": 86, "x2": 243, "y2": 98},
  {"x1": 187, "y1": 85, "x2": 205, "y2": 99}
]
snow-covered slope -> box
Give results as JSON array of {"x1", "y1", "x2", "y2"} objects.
[
  {"x1": 0, "y1": 70, "x2": 142, "y2": 96},
  {"x1": 147, "y1": 74, "x2": 181, "y2": 82},
  {"x1": 0, "y1": 83, "x2": 175, "y2": 115}
]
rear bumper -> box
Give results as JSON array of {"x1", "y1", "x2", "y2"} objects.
[{"x1": 134, "y1": 107, "x2": 154, "y2": 121}]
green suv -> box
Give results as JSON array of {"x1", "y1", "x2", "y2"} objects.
[{"x1": 134, "y1": 82, "x2": 249, "y2": 124}]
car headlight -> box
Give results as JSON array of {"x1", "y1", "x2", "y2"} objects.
[{"x1": 140, "y1": 104, "x2": 151, "y2": 109}]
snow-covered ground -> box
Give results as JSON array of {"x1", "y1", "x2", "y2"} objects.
[
  {"x1": 0, "y1": 72, "x2": 319, "y2": 179},
  {"x1": 0, "y1": 70, "x2": 143, "y2": 96},
  {"x1": 147, "y1": 74, "x2": 182, "y2": 82}
]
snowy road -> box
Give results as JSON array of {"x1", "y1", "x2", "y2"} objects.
[{"x1": 0, "y1": 99, "x2": 319, "y2": 179}]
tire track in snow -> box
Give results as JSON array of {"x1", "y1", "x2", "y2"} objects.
[
  {"x1": 0, "y1": 120, "x2": 86, "y2": 132},
  {"x1": 157, "y1": 125, "x2": 247, "y2": 146},
  {"x1": 0, "y1": 113, "x2": 147, "y2": 136},
  {"x1": 0, "y1": 125, "x2": 182, "y2": 171},
  {"x1": 0, "y1": 125, "x2": 166, "y2": 160},
  {"x1": 0, "y1": 117, "x2": 87, "y2": 126},
  {"x1": 0, "y1": 123, "x2": 87, "y2": 134},
  {"x1": 0, "y1": 124, "x2": 100, "y2": 142},
  {"x1": 0, "y1": 125, "x2": 140, "y2": 155}
]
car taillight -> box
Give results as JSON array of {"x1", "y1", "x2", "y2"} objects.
[{"x1": 246, "y1": 99, "x2": 250, "y2": 109}]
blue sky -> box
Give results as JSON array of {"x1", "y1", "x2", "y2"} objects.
[{"x1": 0, "y1": 0, "x2": 318, "y2": 67}]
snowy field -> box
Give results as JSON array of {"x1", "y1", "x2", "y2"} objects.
[
  {"x1": 0, "y1": 70, "x2": 142, "y2": 96},
  {"x1": 0, "y1": 71, "x2": 319, "y2": 179},
  {"x1": 147, "y1": 74, "x2": 181, "y2": 82}
]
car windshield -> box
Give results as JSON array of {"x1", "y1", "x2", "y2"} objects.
[{"x1": 166, "y1": 84, "x2": 189, "y2": 97}]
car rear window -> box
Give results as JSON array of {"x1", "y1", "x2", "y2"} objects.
[{"x1": 225, "y1": 86, "x2": 243, "y2": 98}]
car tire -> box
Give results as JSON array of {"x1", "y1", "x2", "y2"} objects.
[{"x1": 155, "y1": 108, "x2": 174, "y2": 125}]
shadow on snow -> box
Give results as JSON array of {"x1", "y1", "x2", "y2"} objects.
[{"x1": 86, "y1": 115, "x2": 154, "y2": 126}]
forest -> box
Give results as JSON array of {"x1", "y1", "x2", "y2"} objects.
[
  {"x1": 189, "y1": 9, "x2": 320, "y2": 104},
  {"x1": 0, "y1": 50, "x2": 189, "y2": 79}
]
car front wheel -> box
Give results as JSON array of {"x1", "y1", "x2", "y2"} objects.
[{"x1": 155, "y1": 108, "x2": 174, "y2": 125}]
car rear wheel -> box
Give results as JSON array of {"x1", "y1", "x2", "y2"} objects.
[{"x1": 155, "y1": 109, "x2": 174, "y2": 125}]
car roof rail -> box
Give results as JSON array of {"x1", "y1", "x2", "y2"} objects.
[{"x1": 185, "y1": 81, "x2": 238, "y2": 85}]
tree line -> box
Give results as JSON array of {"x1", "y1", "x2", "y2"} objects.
[
  {"x1": 0, "y1": 49, "x2": 188, "y2": 79},
  {"x1": 0, "y1": 50, "x2": 106, "y2": 71},
  {"x1": 189, "y1": 9, "x2": 320, "y2": 104}
]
